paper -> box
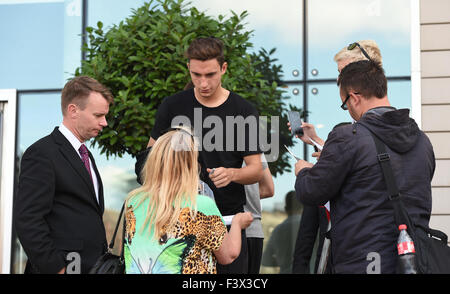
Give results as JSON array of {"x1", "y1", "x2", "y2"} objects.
[
  {"x1": 284, "y1": 145, "x2": 300, "y2": 161},
  {"x1": 223, "y1": 215, "x2": 234, "y2": 226},
  {"x1": 309, "y1": 138, "x2": 323, "y2": 151}
]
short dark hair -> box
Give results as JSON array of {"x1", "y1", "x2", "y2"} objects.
[
  {"x1": 61, "y1": 76, "x2": 113, "y2": 115},
  {"x1": 285, "y1": 190, "x2": 303, "y2": 215},
  {"x1": 185, "y1": 37, "x2": 225, "y2": 66},
  {"x1": 337, "y1": 60, "x2": 387, "y2": 99}
]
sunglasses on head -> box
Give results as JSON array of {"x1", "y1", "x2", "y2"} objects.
[{"x1": 347, "y1": 42, "x2": 372, "y2": 62}]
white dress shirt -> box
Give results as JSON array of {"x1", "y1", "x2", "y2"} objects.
[{"x1": 59, "y1": 123, "x2": 100, "y2": 203}]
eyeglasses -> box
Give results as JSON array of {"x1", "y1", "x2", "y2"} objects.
[
  {"x1": 340, "y1": 92, "x2": 359, "y2": 110},
  {"x1": 347, "y1": 42, "x2": 372, "y2": 62}
]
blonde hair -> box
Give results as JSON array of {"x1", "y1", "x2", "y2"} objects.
[
  {"x1": 127, "y1": 127, "x2": 199, "y2": 240},
  {"x1": 334, "y1": 40, "x2": 382, "y2": 66}
]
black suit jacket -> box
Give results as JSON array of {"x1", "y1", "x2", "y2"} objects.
[
  {"x1": 15, "y1": 127, "x2": 107, "y2": 274},
  {"x1": 292, "y1": 204, "x2": 329, "y2": 274}
]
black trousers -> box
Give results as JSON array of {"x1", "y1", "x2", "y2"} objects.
[
  {"x1": 247, "y1": 237, "x2": 264, "y2": 274},
  {"x1": 217, "y1": 228, "x2": 248, "y2": 274}
]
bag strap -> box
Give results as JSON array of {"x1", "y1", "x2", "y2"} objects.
[
  {"x1": 370, "y1": 135, "x2": 399, "y2": 200},
  {"x1": 415, "y1": 223, "x2": 448, "y2": 244},
  {"x1": 109, "y1": 202, "x2": 125, "y2": 253},
  {"x1": 367, "y1": 131, "x2": 416, "y2": 238}
]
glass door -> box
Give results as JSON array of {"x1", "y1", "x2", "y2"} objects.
[{"x1": 0, "y1": 89, "x2": 17, "y2": 274}]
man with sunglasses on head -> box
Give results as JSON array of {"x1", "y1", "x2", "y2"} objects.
[{"x1": 293, "y1": 59, "x2": 434, "y2": 274}]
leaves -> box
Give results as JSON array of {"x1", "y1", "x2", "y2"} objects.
[{"x1": 75, "y1": 0, "x2": 296, "y2": 176}]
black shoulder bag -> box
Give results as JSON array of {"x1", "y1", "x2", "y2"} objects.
[
  {"x1": 370, "y1": 132, "x2": 450, "y2": 274},
  {"x1": 89, "y1": 203, "x2": 126, "y2": 274}
]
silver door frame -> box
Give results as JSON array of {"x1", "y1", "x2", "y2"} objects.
[{"x1": 0, "y1": 89, "x2": 17, "y2": 274}]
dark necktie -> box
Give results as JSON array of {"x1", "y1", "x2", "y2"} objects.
[{"x1": 79, "y1": 144, "x2": 92, "y2": 181}]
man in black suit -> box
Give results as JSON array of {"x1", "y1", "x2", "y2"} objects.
[{"x1": 14, "y1": 76, "x2": 113, "y2": 274}]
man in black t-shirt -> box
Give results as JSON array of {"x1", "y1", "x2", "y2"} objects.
[{"x1": 136, "y1": 37, "x2": 263, "y2": 273}]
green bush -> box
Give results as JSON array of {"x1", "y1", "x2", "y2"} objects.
[{"x1": 76, "y1": 0, "x2": 299, "y2": 176}]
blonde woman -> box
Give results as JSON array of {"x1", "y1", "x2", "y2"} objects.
[{"x1": 124, "y1": 128, "x2": 252, "y2": 274}]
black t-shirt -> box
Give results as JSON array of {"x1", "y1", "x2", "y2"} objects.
[{"x1": 150, "y1": 88, "x2": 261, "y2": 215}]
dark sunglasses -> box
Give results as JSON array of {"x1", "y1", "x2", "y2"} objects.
[
  {"x1": 341, "y1": 92, "x2": 359, "y2": 110},
  {"x1": 347, "y1": 42, "x2": 372, "y2": 62}
]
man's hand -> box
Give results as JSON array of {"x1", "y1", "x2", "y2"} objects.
[
  {"x1": 232, "y1": 212, "x2": 253, "y2": 230},
  {"x1": 287, "y1": 122, "x2": 325, "y2": 146},
  {"x1": 207, "y1": 167, "x2": 235, "y2": 188},
  {"x1": 58, "y1": 267, "x2": 66, "y2": 274},
  {"x1": 312, "y1": 151, "x2": 322, "y2": 160},
  {"x1": 295, "y1": 159, "x2": 313, "y2": 176}
]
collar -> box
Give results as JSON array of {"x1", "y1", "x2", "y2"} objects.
[
  {"x1": 364, "y1": 106, "x2": 396, "y2": 117},
  {"x1": 59, "y1": 123, "x2": 84, "y2": 154}
]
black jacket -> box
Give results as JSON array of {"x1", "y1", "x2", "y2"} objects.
[
  {"x1": 15, "y1": 128, "x2": 107, "y2": 274},
  {"x1": 292, "y1": 205, "x2": 329, "y2": 274},
  {"x1": 295, "y1": 108, "x2": 434, "y2": 273}
]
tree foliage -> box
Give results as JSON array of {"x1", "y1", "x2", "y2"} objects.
[{"x1": 76, "y1": 0, "x2": 300, "y2": 176}]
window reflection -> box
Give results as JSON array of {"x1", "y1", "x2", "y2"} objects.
[
  {"x1": 12, "y1": 92, "x2": 139, "y2": 272},
  {"x1": 259, "y1": 84, "x2": 303, "y2": 274},
  {"x1": 0, "y1": 2, "x2": 64, "y2": 90},
  {"x1": 87, "y1": 0, "x2": 148, "y2": 29},
  {"x1": 308, "y1": 0, "x2": 411, "y2": 79},
  {"x1": 13, "y1": 92, "x2": 62, "y2": 273},
  {"x1": 0, "y1": 106, "x2": 3, "y2": 188},
  {"x1": 307, "y1": 81, "x2": 412, "y2": 158},
  {"x1": 189, "y1": 0, "x2": 304, "y2": 80}
]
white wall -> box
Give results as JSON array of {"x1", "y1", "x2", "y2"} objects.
[{"x1": 420, "y1": 0, "x2": 450, "y2": 242}]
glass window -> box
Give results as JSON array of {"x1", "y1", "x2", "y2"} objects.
[
  {"x1": 63, "y1": 0, "x2": 82, "y2": 82},
  {"x1": 307, "y1": 0, "x2": 411, "y2": 80},
  {"x1": 307, "y1": 80, "x2": 411, "y2": 163},
  {"x1": 259, "y1": 84, "x2": 303, "y2": 274},
  {"x1": 0, "y1": 90, "x2": 17, "y2": 274},
  {"x1": 307, "y1": 83, "x2": 353, "y2": 142},
  {"x1": 0, "y1": 2, "x2": 64, "y2": 90},
  {"x1": 0, "y1": 105, "x2": 3, "y2": 185},
  {"x1": 11, "y1": 91, "x2": 139, "y2": 273},
  {"x1": 385, "y1": 80, "x2": 412, "y2": 110},
  {"x1": 0, "y1": 105, "x2": 3, "y2": 269},
  {"x1": 12, "y1": 92, "x2": 62, "y2": 273},
  {"x1": 13, "y1": 92, "x2": 63, "y2": 273},
  {"x1": 262, "y1": 83, "x2": 303, "y2": 213},
  {"x1": 190, "y1": 0, "x2": 304, "y2": 80},
  {"x1": 87, "y1": 0, "x2": 148, "y2": 30}
]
